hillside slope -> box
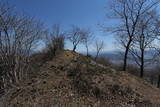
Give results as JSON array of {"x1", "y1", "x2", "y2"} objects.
[{"x1": 3, "y1": 50, "x2": 160, "y2": 107}]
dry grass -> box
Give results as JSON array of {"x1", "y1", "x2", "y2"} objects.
[{"x1": 3, "y1": 50, "x2": 160, "y2": 107}]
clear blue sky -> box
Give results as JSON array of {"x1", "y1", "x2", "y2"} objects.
[{"x1": 7, "y1": 0, "x2": 116, "y2": 52}]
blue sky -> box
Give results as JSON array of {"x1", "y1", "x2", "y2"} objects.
[{"x1": 7, "y1": 0, "x2": 116, "y2": 52}]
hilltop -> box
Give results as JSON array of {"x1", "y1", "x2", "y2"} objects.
[{"x1": 2, "y1": 50, "x2": 160, "y2": 107}]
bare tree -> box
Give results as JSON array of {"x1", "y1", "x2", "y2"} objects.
[
  {"x1": 109, "y1": 0, "x2": 160, "y2": 71},
  {"x1": 0, "y1": 4, "x2": 44, "y2": 93},
  {"x1": 95, "y1": 40, "x2": 104, "y2": 60},
  {"x1": 129, "y1": 10, "x2": 158, "y2": 78},
  {"x1": 153, "y1": 16, "x2": 160, "y2": 57},
  {"x1": 151, "y1": 17, "x2": 160, "y2": 87},
  {"x1": 68, "y1": 26, "x2": 85, "y2": 52},
  {"x1": 82, "y1": 29, "x2": 94, "y2": 56}
]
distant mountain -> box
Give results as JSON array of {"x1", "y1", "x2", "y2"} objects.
[{"x1": 85, "y1": 50, "x2": 158, "y2": 68}]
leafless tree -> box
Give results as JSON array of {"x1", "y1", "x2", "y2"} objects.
[
  {"x1": 151, "y1": 18, "x2": 160, "y2": 87},
  {"x1": 68, "y1": 26, "x2": 85, "y2": 52},
  {"x1": 82, "y1": 29, "x2": 94, "y2": 56},
  {"x1": 0, "y1": 4, "x2": 44, "y2": 93},
  {"x1": 129, "y1": 10, "x2": 158, "y2": 78},
  {"x1": 153, "y1": 17, "x2": 160, "y2": 57},
  {"x1": 95, "y1": 40, "x2": 104, "y2": 60},
  {"x1": 109, "y1": 0, "x2": 160, "y2": 71}
]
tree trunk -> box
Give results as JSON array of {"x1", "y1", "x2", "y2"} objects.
[
  {"x1": 86, "y1": 45, "x2": 89, "y2": 56},
  {"x1": 123, "y1": 40, "x2": 131, "y2": 71},
  {"x1": 123, "y1": 49, "x2": 128, "y2": 71},
  {"x1": 140, "y1": 49, "x2": 144, "y2": 78},
  {"x1": 157, "y1": 75, "x2": 160, "y2": 88},
  {"x1": 73, "y1": 45, "x2": 77, "y2": 52},
  {"x1": 95, "y1": 51, "x2": 99, "y2": 61}
]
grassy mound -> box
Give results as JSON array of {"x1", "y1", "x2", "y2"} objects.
[{"x1": 3, "y1": 50, "x2": 160, "y2": 107}]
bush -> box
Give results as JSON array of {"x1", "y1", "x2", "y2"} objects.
[
  {"x1": 45, "y1": 35, "x2": 65, "y2": 60},
  {"x1": 44, "y1": 24, "x2": 65, "y2": 60}
]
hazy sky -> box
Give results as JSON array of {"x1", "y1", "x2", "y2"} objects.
[{"x1": 7, "y1": 0, "x2": 116, "y2": 52}]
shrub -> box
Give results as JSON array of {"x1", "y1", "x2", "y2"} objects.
[
  {"x1": 46, "y1": 35, "x2": 65, "y2": 59},
  {"x1": 44, "y1": 24, "x2": 65, "y2": 60}
]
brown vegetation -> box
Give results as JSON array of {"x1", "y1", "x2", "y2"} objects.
[{"x1": 2, "y1": 50, "x2": 160, "y2": 107}]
